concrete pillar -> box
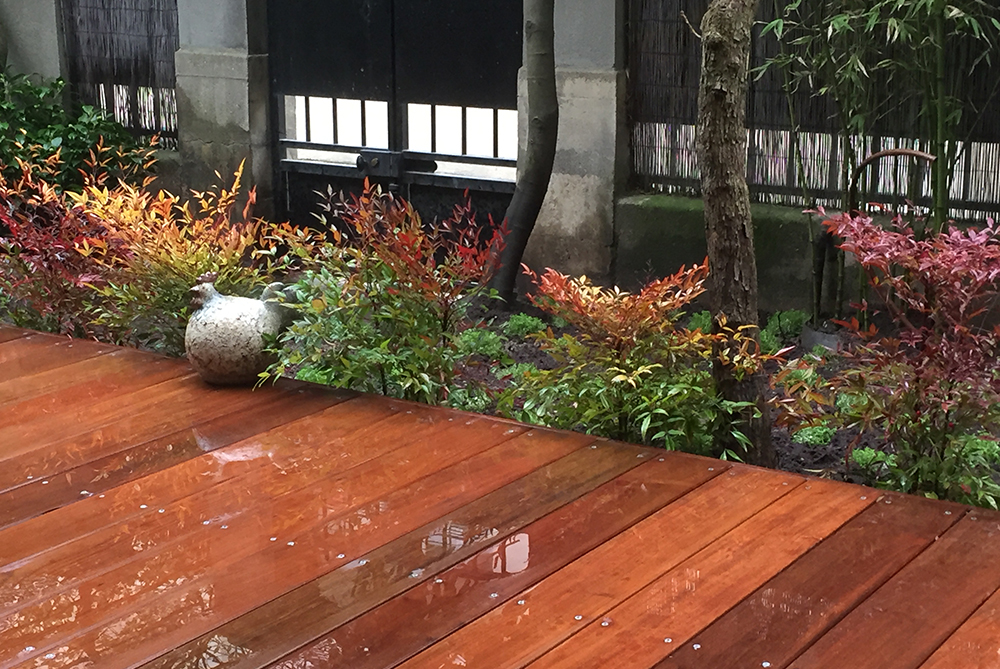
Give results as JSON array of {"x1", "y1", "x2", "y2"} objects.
[
  {"x1": 521, "y1": 0, "x2": 628, "y2": 282},
  {"x1": 175, "y1": 0, "x2": 272, "y2": 215},
  {"x1": 0, "y1": 0, "x2": 64, "y2": 79}
]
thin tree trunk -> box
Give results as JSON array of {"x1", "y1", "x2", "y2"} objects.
[
  {"x1": 697, "y1": 0, "x2": 775, "y2": 467},
  {"x1": 490, "y1": 0, "x2": 559, "y2": 304}
]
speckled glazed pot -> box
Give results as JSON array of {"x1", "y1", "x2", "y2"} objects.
[{"x1": 184, "y1": 282, "x2": 292, "y2": 386}]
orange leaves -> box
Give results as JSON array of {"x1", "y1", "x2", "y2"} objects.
[{"x1": 524, "y1": 261, "x2": 710, "y2": 356}]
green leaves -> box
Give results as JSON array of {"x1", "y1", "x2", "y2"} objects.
[
  {"x1": 496, "y1": 272, "x2": 765, "y2": 458},
  {"x1": 0, "y1": 72, "x2": 152, "y2": 192},
  {"x1": 266, "y1": 182, "x2": 503, "y2": 406}
]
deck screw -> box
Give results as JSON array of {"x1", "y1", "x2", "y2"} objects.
[
  {"x1": 637, "y1": 454, "x2": 645, "y2": 458},
  {"x1": 270, "y1": 537, "x2": 277, "y2": 542},
  {"x1": 518, "y1": 600, "x2": 526, "y2": 605},
  {"x1": 490, "y1": 593, "x2": 499, "y2": 598},
  {"x1": 80, "y1": 490, "x2": 89, "y2": 495},
  {"x1": 763, "y1": 663, "x2": 771, "y2": 668},
  {"x1": 26, "y1": 475, "x2": 32, "y2": 480},
  {"x1": 287, "y1": 541, "x2": 295, "y2": 546},
  {"x1": 885, "y1": 499, "x2": 892, "y2": 504},
  {"x1": 601, "y1": 620, "x2": 610, "y2": 627},
  {"x1": 435, "y1": 578, "x2": 444, "y2": 584},
  {"x1": 659, "y1": 458, "x2": 665, "y2": 462},
  {"x1": 140, "y1": 504, "x2": 147, "y2": 509},
  {"x1": 945, "y1": 511, "x2": 952, "y2": 515},
  {"x1": 203, "y1": 520, "x2": 210, "y2": 525},
  {"x1": 158, "y1": 509, "x2": 165, "y2": 513},
  {"x1": 693, "y1": 644, "x2": 701, "y2": 650},
  {"x1": 338, "y1": 553, "x2": 346, "y2": 559},
  {"x1": 664, "y1": 638, "x2": 672, "y2": 643},
  {"x1": 359, "y1": 559, "x2": 368, "y2": 565},
  {"x1": 574, "y1": 615, "x2": 583, "y2": 620},
  {"x1": 860, "y1": 496, "x2": 867, "y2": 500},
  {"x1": 708, "y1": 467, "x2": 714, "y2": 471},
  {"x1": 42, "y1": 481, "x2": 49, "y2": 485},
  {"x1": 221, "y1": 525, "x2": 228, "y2": 529}
]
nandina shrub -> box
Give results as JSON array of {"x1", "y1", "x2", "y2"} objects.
[
  {"x1": 497, "y1": 263, "x2": 764, "y2": 456},
  {"x1": 266, "y1": 180, "x2": 505, "y2": 405},
  {"x1": 74, "y1": 162, "x2": 308, "y2": 355},
  {"x1": 773, "y1": 211, "x2": 1000, "y2": 508},
  {"x1": 0, "y1": 72, "x2": 155, "y2": 191},
  {"x1": 0, "y1": 155, "x2": 112, "y2": 335}
]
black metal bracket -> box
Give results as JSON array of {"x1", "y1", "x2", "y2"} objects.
[{"x1": 355, "y1": 150, "x2": 403, "y2": 179}]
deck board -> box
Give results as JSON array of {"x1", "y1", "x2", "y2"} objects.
[
  {"x1": 788, "y1": 514, "x2": 1000, "y2": 669},
  {"x1": 1, "y1": 323, "x2": 999, "y2": 669},
  {"x1": 0, "y1": 333, "x2": 110, "y2": 383},
  {"x1": 0, "y1": 326, "x2": 30, "y2": 343},
  {"x1": 258, "y1": 453, "x2": 722, "y2": 669},
  {"x1": 655, "y1": 493, "x2": 965, "y2": 669}
]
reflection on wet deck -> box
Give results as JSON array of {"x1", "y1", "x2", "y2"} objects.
[{"x1": 1, "y1": 324, "x2": 999, "y2": 669}]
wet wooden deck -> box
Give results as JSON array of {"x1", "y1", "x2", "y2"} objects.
[{"x1": 1, "y1": 324, "x2": 1000, "y2": 669}]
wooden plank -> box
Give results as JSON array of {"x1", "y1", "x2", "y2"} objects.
[
  {"x1": 0, "y1": 397, "x2": 450, "y2": 567},
  {"x1": 0, "y1": 326, "x2": 30, "y2": 343},
  {"x1": 0, "y1": 396, "x2": 410, "y2": 614},
  {"x1": 527, "y1": 478, "x2": 873, "y2": 669},
  {"x1": 10, "y1": 427, "x2": 580, "y2": 669},
  {"x1": 655, "y1": 493, "x2": 965, "y2": 669},
  {"x1": 0, "y1": 348, "x2": 189, "y2": 431},
  {"x1": 0, "y1": 375, "x2": 285, "y2": 489},
  {"x1": 919, "y1": 585, "x2": 1000, "y2": 669},
  {"x1": 1, "y1": 417, "x2": 528, "y2": 664},
  {"x1": 0, "y1": 384, "x2": 348, "y2": 529},
  {"x1": 267, "y1": 453, "x2": 729, "y2": 669},
  {"x1": 0, "y1": 347, "x2": 185, "y2": 409},
  {"x1": 141, "y1": 436, "x2": 632, "y2": 669},
  {"x1": 0, "y1": 333, "x2": 110, "y2": 383},
  {"x1": 788, "y1": 513, "x2": 1000, "y2": 669},
  {"x1": 396, "y1": 466, "x2": 805, "y2": 669}
]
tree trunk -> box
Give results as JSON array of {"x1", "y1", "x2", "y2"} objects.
[
  {"x1": 696, "y1": 0, "x2": 775, "y2": 467},
  {"x1": 490, "y1": 0, "x2": 559, "y2": 304}
]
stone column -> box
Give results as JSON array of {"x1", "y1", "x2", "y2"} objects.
[
  {"x1": 521, "y1": 0, "x2": 628, "y2": 282},
  {"x1": 0, "y1": 0, "x2": 65, "y2": 79},
  {"x1": 175, "y1": 0, "x2": 272, "y2": 216}
]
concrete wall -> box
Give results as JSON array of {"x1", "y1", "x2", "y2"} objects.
[
  {"x1": 0, "y1": 0, "x2": 64, "y2": 79},
  {"x1": 175, "y1": 0, "x2": 272, "y2": 215},
  {"x1": 520, "y1": 0, "x2": 628, "y2": 283},
  {"x1": 615, "y1": 194, "x2": 829, "y2": 313}
]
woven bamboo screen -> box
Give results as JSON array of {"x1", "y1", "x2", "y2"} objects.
[
  {"x1": 60, "y1": 0, "x2": 179, "y2": 148},
  {"x1": 629, "y1": 0, "x2": 1000, "y2": 221}
]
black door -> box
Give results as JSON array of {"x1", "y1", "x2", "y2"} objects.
[{"x1": 268, "y1": 0, "x2": 522, "y2": 223}]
